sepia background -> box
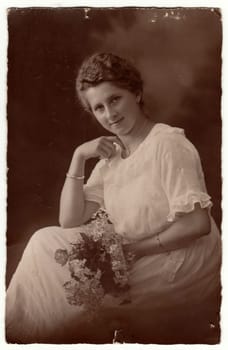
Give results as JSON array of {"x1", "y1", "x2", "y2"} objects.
[{"x1": 7, "y1": 7, "x2": 222, "y2": 285}]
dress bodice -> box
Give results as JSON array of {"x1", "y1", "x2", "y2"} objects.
[{"x1": 84, "y1": 123, "x2": 212, "y2": 241}]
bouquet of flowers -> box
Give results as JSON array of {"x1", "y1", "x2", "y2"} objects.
[{"x1": 54, "y1": 208, "x2": 133, "y2": 318}]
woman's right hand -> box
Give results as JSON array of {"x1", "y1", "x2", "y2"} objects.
[
  {"x1": 75, "y1": 136, "x2": 123, "y2": 161},
  {"x1": 60, "y1": 136, "x2": 124, "y2": 228}
]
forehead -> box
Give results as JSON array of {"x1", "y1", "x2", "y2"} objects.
[{"x1": 83, "y1": 82, "x2": 128, "y2": 106}]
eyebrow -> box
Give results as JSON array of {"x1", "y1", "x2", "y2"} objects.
[
  {"x1": 94, "y1": 102, "x2": 103, "y2": 111},
  {"x1": 93, "y1": 93, "x2": 120, "y2": 111},
  {"x1": 107, "y1": 93, "x2": 120, "y2": 104}
]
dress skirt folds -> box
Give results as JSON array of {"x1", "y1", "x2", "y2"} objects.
[
  {"x1": 6, "y1": 124, "x2": 222, "y2": 343},
  {"x1": 6, "y1": 220, "x2": 221, "y2": 343}
]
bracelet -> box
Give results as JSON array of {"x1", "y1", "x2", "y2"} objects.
[
  {"x1": 66, "y1": 173, "x2": 85, "y2": 180},
  {"x1": 156, "y1": 233, "x2": 165, "y2": 251}
]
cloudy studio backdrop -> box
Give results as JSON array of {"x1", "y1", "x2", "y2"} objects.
[{"x1": 7, "y1": 7, "x2": 222, "y2": 285}]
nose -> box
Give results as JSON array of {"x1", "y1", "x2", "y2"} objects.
[{"x1": 105, "y1": 105, "x2": 118, "y2": 123}]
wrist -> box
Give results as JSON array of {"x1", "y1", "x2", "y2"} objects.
[
  {"x1": 135, "y1": 235, "x2": 166, "y2": 257},
  {"x1": 155, "y1": 233, "x2": 166, "y2": 252},
  {"x1": 73, "y1": 147, "x2": 87, "y2": 162},
  {"x1": 67, "y1": 149, "x2": 86, "y2": 177}
]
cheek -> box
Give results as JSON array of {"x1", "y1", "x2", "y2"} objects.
[
  {"x1": 94, "y1": 114, "x2": 109, "y2": 127},
  {"x1": 122, "y1": 99, "x2": 136, "y2": 112},
  {"x1": 122, "y1": 103, "x2": 137, "y2": 120}
]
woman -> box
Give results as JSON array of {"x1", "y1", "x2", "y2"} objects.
[{"x1": 6, "y1": 52, "x2": 221, "y2": 344}]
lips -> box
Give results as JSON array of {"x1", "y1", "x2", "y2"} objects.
[{"x1": 110, "y1": 117, "x2": 124, "y2": 125}]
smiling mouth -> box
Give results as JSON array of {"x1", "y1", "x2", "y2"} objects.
[{"x1": 110, "y1": 117, "x2": 124, "y2": 125}]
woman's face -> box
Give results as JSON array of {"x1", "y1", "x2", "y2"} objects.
[{"x1": 83, "y1": 82, "x2": 142, "y2": 136}]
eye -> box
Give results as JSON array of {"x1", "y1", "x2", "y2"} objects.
[
  {"x1": 110, "y1": 96, "x2": 121, "y2": 105},
  {"x1": 94, "y1": 104, "x2": 104, "y2": 113}
]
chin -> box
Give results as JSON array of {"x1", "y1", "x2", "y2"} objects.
[
  {"x1": 119, "y1": 126, "x2": 134, "y2": 136},
  {"x1": 113, "y1": 130, "x2": 127, "y2": 137}
]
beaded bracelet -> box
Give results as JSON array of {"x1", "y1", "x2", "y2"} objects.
[
  {"x1": 66, "y1": 173, "x2": 85, "y2": 180},
  {"x1": 156, "y1": 233, "x2": 165, "y2": 251}
]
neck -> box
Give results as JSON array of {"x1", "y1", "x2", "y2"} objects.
[{"x1": 120, "y1": 115, "x2": 154, "y2": 157}]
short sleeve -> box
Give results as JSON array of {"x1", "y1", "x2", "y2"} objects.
[
  {"x1": 159, "y1": 133, "x2": 212, "y2": 222},
  {"x1": 83, "y1": 159, "x2": 105, "y2": 207}
]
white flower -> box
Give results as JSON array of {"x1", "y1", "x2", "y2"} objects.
[
  {"x1": 112, "y1": 260, "x2": 122, "y2": 270},
  {"x1": 69, "y1": 259, "x2": 86, "y2": 274},
  {"x1": 109, "y1": 244, "x2": 118, "y2": 254},
  {"x1": 55, "y1": 207, "x2": 131, "y2": 315}
]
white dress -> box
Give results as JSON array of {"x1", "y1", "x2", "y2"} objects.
[{"x1": 6, "y1": 123, "x2": 221, "y2": 343}]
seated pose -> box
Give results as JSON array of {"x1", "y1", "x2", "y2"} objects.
[{"x1": 6, "y1": 52, "x2": 221, "y2": 344}]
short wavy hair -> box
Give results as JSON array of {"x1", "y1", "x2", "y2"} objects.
[{"x1": 76, "y1": 52, "x2": 144, "y2": 112}]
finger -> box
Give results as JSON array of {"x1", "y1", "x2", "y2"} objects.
[
  {"x1": 100, "y1": 138, "x2": 115, "y2": 150},
  {"x1": 99, "y1": 144, "x2": 114, "y2": 159},
  {"x1": 101, "y1": 140, "x2": 116, "y2": 155},
  {"x1": 104, "y1": 136, "x2": 124, "y2": 148},
  {"x1": 99, "y1": 138, "x2": 116, "y2": 153},
  {"x1": 104, "y1": 136, "x2": 127, "y2": 153},
  {"x1": 97, "y1": 145, "x2": 111, "y2": 159},
  {"x1": 114, "y1": 136, "x2": 127, "y2": 150},
  {"x1": 98, "y1": 148, "x2": 109, "y2": 159}
]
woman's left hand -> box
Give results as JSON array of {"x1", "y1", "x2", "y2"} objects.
[
  {"x1": 123, "y1": 204, "x2": 211, "y2": 262},
  {"x1": 122, "y1": 242, "x2": 143, "y2": 262}
]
